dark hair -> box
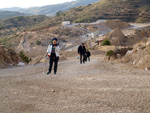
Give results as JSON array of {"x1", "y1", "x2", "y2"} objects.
[{"x1": 53, "y1": 38, "x2": 58, "y2": 41}]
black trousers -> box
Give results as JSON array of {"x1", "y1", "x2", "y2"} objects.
[
  {"x1": 80, "y1": 53, "x2": 85, "y2": 64},
  {"x1": 49, "y1": 56, "x2": 59, "y2": 73},
  {"x1": 87, "y1": 57, "x2": 90, "y2": 62}
]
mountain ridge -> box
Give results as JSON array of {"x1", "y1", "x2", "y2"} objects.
[
  {"x1": 28, "y1": 0, "x2": 150, "y2": 31},
  {"x1": 0, "y1": 10, "x2": 25, "y2": 20},
  {"x1": 0, "y1": 0, "x2": 100, "y2": 16}
]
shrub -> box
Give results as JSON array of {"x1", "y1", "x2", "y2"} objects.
[
  {"x1": 19, "y1": 51, "x2": 31, "y2": 63},
  {"x1": 36, "y1": 40, "x2": 41, "y2": 45},
  {"x1": 101, "y1": 39, "x2": 111, "y2": 46},
  {"x1": 106, "y1": 50, "x2": 114, "y2": 57},
  {"x1": 34, "y1": 18, "x2": 37, "y2": 21}
]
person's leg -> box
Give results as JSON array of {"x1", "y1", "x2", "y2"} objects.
[
  {"x1": 85, "y1": 54, "x2": 87, "y2": 62},
  {"x1": 88, "y1": 57, "x2": 90, "y2": 62},
  {"x1": 47, "y1": 56, "x2": 53, "y2": 74},
  {"x1": 80, "y1": 54, "x2": 82, "y2": 64},
  {"x1": 83, "y1": 53, "x2": 85, "y2": 63},
  {"x1": 54, "y1": 57, "x2": 59, "y2": 74}
]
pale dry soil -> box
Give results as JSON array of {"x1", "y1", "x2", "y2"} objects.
[{"x1": 0, "y1": 54, "x2": 150, "y2": 113}]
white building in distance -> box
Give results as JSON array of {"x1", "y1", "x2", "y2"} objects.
[{"x1": 62, "y1": 21, "x2": 71, "y2": 26}]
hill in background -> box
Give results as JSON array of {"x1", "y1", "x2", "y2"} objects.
[
  {"x1": 0, "y1": 7, "x2": 23, "y2": 12},
  {"x1": 0, "y1": 0, "x2": 99, "y2": 16},
  {"x1": 0, "y1": 10, "x2": 25, "y2": 20},
  {"x1": 0, "y1": 15, "x2": 48, "y2": 41},
  {"x1": 28, "y1": 0, "x2": 150, "y2": 31}
]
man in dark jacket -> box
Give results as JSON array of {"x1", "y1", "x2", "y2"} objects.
[{"x1": 78, "y1": 43, "x2": 86, "y2": 64}]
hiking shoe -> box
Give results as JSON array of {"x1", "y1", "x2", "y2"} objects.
[{"x1": 47, "y1": 71, "x2": 51, "y2": 75}]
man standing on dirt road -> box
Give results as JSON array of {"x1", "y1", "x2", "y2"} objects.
[
  {"x1": 78, "y1": 43, "x2": 86, "y2": 64},
  {"x1": 46, "y1": 38, "x2": 60, "y2": 75}
]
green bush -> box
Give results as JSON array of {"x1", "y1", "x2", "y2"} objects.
[
  {"x1": 19, "y1": 51, "x2": 31, "y2": 63},
  {"x1": 106, "y1": 50, "x2": 114, "y2": 57},
  {"x1": 36, "y1": 40, "x2": 41, "y2": 45},
  {"x1": 101, "y1": 39, "x2": 111, "y2": 46}
]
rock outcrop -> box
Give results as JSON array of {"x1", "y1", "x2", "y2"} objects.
[
  {"x1": 107, "y1": 28, "x2": 125, "y2": 46},
  {"x1": 119, "y1": 38, "x2": 150, "y2": 70},
  {"x1": 0, "y1": 46, "x2": 22, "y2": 69}
]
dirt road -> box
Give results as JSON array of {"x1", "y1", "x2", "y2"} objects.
[{"x1": 0, "y1": 54, "x2": 150, "y2": 113}]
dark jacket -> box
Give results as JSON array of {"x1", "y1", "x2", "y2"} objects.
[
  {"x1": 87, "y1": 51, "x2": 91, "y2": 57},
  {"x1": 78, "y1": 45, "x2": 86, "y2": 54}
]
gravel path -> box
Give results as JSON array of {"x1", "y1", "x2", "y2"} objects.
[{"x1": 0, "y1": 54, "x2": 150, "y2": 113}]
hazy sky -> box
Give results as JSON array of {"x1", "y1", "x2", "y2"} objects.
[{"x1": 0, "y1": 0, "x2": 75, "y2": 8}]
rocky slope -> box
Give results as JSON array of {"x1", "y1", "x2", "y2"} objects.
[
  {"x1": 0, "y1": 46, "x2": 22, "y2": 69},
  {"x1": 119, "y1": 38, "x2": 150, "y2": 70}
]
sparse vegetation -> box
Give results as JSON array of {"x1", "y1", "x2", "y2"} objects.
[
  {"x1": 19, "y1": 51, "x2": 31, "y2": 63},
  {"x1": 0, "y1": 34, "x2": 20, "y2": 47}
]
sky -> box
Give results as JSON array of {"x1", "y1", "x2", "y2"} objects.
[{"x1": 0, "y1": 0, "x2": 75, "y2": 8}]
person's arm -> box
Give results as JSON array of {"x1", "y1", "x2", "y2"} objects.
[
  {"x1": 78, "y1": 46, "x2": 80, "y2": 54},
  {"x1": 46, "y1": 45, "x2": 51, "y2": 56},
  {"x1": 84, "y1": 46, "x2": 86, "y2": 52}
]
